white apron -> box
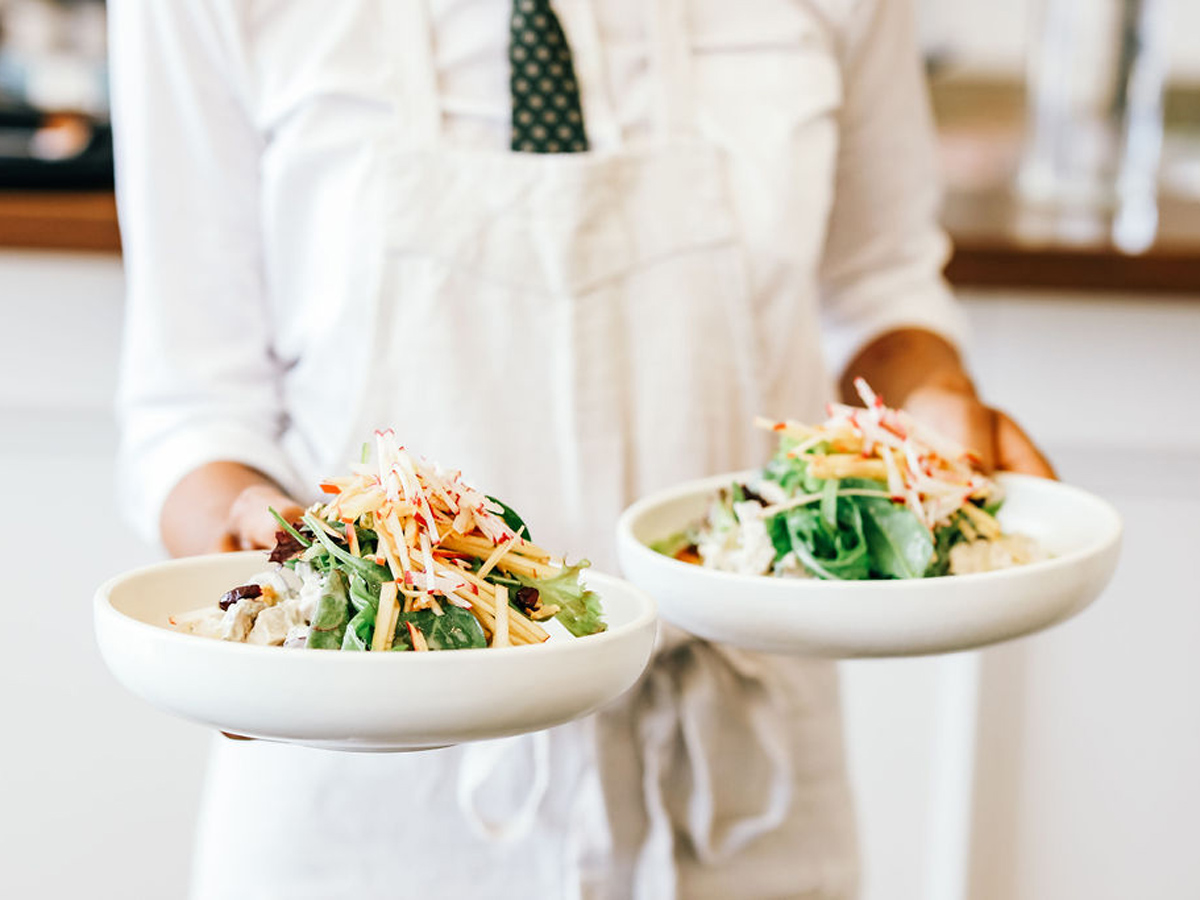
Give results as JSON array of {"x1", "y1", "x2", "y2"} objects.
[{"x1": 193, "y1": 1, "x2": 857, "y2": 897}]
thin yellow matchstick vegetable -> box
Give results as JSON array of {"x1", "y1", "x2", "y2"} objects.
[
  {"x1": 959, "y1": 501, "x2": 1002, "y2": 540},
  {"x1": 807, "y1": 454, "x2": 889, "y2": 481},
  {"x1": 375, "y1": 512, "x2": 409, "y2": 581},
  {"x1": 372, "y1": 582, "x2": 399, "y2": 652},
  {"x1": 406, "y1": 621, "x2": 429, "y2": 652},
  {"x1": 493, "y1": 585, "x2": 510, "y2": 647},
  {"x1": 449, "y1": 565, "x2": 549, "y2": 643},
  {"x1": 403, "y1": 553, "x2": 548, "y2": 645},
  {"x1": 476, "y1": 531, "x2": 522, "y2": 581},
  {"x1": 439, "y1": 535, "x2": 554, "y2": 579},
  {"x1": 753, "y1": 416, "x2": 816, "y2": 442},
  {"x1": 439, "y1": 531, "x2": 552, "y2": 563}
]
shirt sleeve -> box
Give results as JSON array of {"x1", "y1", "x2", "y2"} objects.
[
  {"x1": 110, "y1": 0, "x2": 298, "y2": 545},
  {"x1": 817, "y1": 0, "x2": 968, "y2": 381}
]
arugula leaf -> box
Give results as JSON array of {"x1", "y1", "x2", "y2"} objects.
[
  {"x1": 302, "y1": 512, "x2": 391, "y2": 591},
  {"x1": 515, "y1": 561, "x2": 606, "y2": 637},
  {"x1": 766, "y1": 513, "x2": 793, "y2": 560},
  {"x1": 269, "y1": 507, "x2": 311, "y2": 548},
  {"x1": 856, "y1": 496, "x2": 934, "y2": 579},
  {"x1": 771, "y1": 499, "x2": 870, "y2": 580}
]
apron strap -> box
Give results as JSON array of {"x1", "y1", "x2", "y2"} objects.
[
  {"x1": 556, "y1": 0, "x2": 622, "y2": 150},
  {"x1": 393, "y1": 0, "x2": 443, "y2": 149},
  {"x1": 649, "y1": 0, "x2": 696, "y2": 143},
  {"x1": 572, "y1": 0, "x2": 697, "y2": 147}
]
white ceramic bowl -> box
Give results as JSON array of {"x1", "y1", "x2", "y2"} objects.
[
  {"x1": 95, "y1": 552, "x2": 657, "y2": 751},
  {"x1": 616, "y1": 472, "x2": 1121, "y2": 658}
]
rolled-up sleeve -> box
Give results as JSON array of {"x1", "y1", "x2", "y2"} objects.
[
  {"x1": 817, "y1": 0, "x2": 968, "y2": 380},
  {"x1": 110, "y1": 0, "x2": 297, "y2": 544}
]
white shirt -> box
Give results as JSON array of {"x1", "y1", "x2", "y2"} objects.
[{"x1": 110, "y1": 1, "x2": 964, "y2": 897}]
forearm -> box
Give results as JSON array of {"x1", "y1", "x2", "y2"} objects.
[
  {"x1": 160, "y1": 462, "x2": 284, "y2": 557},
  {"x1": 838, "y1": 328, "x2": 974, "y2": 407}
]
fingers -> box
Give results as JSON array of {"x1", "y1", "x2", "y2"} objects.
[
  {"x1": 227, "y1": 484, "x2": 304, "y2": 551},
  {"x1": 903, "y1": 386, "x2": 996, "y2": 471},
  {"x1": 244, "y1": 496, "x2": 303, "y2": 550},
  {"x1": 993, "y1": 410, "x2": 1057, "y2": 479},
  {"x1": 216, "y1": 532, "x2": 241, "y2": 553},
  {"x1": 246, "y1": 496, "x2": 303, "y2": 550},
  {"x1": 967, "y1": 402, "x2": 997, "y2": 474},
  {"x1": 895, "y1": 385, "x2": 1054, "y2": 479}
]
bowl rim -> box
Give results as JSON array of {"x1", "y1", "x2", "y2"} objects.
[
  {"x1": 616, "y1": 470, "x2": 1123, "y2": 592},
  {"x1": 95, "y1": 551, "x2": 658, "y2": 662}
]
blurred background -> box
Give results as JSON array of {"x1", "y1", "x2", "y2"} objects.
[{"x1": 1, "y1": 0, "x2": 1196, "y2": 897}]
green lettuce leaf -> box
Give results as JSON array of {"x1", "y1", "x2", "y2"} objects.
[
  {"x1": 763, "y1": 438, "x2": 824, "y2": 495},
  {"x1": 856, "y1": 496, "x2": 935, "y2": 579},
  {"x1": 926, "y1": 512, "x2": 972, "y2": 577},
  {"x1": 391, "y1": 606, "x2": 487, "y2": 650},
  {"x1": 307, "y1": 569, "x2": 351, "y2": 649},
  {"x1": 342, "y1": 601, "x2": 376, "y2": 651},
  {"x1": 515, "y1": 561, "x2": 606, "y2": 637},
  {"x1": 767, "y1": 499, "x2": 871, "y2": 581}
]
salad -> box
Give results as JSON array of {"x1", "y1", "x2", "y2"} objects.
[
  {"x1": 655, "y1": 379, "x2": 1043, "y2": 580},
  {"x1": 174, "y1": 431, "x2": 605, "y2": 650}
]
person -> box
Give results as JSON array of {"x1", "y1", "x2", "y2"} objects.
[{"x1": 110, "y1": 0, "x2": 1053, "y2": 897}]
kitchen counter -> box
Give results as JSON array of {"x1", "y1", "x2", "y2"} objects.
[
  {"x1": 942, "y1": 187, "x2": 1200, "y2": 295},
  {"x1": 932, "y1": 76, "x2": 1200, "y2": 295},
  {"x1": 0, "y1": 190, "x2": 119, "y2": 253}
]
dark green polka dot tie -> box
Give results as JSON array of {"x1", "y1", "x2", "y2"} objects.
[{"x1": 509, "y1": 0, "x2": 588, "y2": 153}]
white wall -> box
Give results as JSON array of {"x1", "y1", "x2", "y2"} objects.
[{"x1": 0, "y1": 250, "x2": 207, "y2": 900}]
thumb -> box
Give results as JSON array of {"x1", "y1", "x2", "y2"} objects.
[{"x1": 994, "y1": 410, "x2": 1057, "y2": 479}]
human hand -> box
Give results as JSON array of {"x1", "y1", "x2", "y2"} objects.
[
  {"x1": 840, "y1": 329, "x2": 1055, "y2": 479},
  {"x1": 217, "y1": 483, "x2": 304, "y2": 552},
  {"x1": 903, "y1": 383, "x2": 1056, "y2": 479}
]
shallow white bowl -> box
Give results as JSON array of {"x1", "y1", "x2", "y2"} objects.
[
  {"x1": 616, "y1": 472, "x2": 1121, "y2": 658},
  {"x1": 95, "y1": 552, "x2": 657, "y2": 751}
]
